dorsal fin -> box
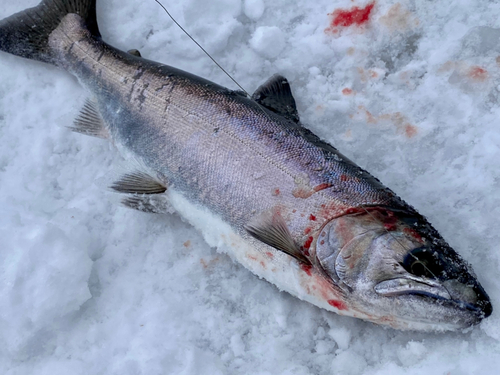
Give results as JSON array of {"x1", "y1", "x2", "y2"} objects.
[
  {"x1": 127, "y1": 49, "x2": 141, "y2": 57},
  {"x1": 69, "y1": 98, "x2": 109, "y2": 139},
  {"x1": 245, "y1": 210, "x2": 311, "y2": 264},
  {"x1": 110, "y1": 171, "x2": 167, "y2": 195},
  {"x1": 252, "y1": 74, "x2": 300, "y2": 123}
]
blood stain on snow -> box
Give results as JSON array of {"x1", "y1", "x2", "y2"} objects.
[
  {"x1": 342, "y1": 87, "x2": 353, "y2": 95},
  {"x1": 405, "y1": 124, "x2": 417, "y2": 138},
  {"x1": 326, "y1": 2, "x2": 375, "y2": 34},
  {"x1": 309, "y1": 214, "x2": 317, "y2": 221},
  {"x1": 379, "y1": 3, "x2": 418, "y2": 31},
  {"x1": 183, "y1": 240, "x2": 191, "y2": 248},
  {"x1": 304, "y1": 227, "x2": 312, "y2": 235},
  {"x1": 265, "y1": 251, "x2": 274, "y2": 258},
  {"x1": 468, "y1": 66, "x2": 488, "y2": 82},
  {"x1": 200, "y1": 257, "x2": 219, "y2": 269},
  {"x1": 328, "y1": 299, "x2": 347, "y2": 310}
]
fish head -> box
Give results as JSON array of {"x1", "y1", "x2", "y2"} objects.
[{"x1": 315, "y1": 208, "x2": 492, "y2": 331}]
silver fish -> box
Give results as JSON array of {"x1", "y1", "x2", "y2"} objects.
[{"x1": 0, "y1": 0, "x2": 492, "y2": 331}]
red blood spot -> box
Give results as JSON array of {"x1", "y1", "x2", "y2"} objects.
[
  {"x1": 293, "y1": 188, "x2": 310, "y2": 198},
  {"x1": 309, "y1": 214, "x2": 317, "y2": 221},
  {"x1": 328, "y1": 2, "x2": 375, "y2": 28},
  {"x1": 328, "y1": 299, "x2": 347, "y2": 310},
  {"x1": 405, "y1": 124, "x2": 417, "y2": 138},
  {"x1": 304, "y1": 227, "x2": 312, "y2": 235},
  {"x1": 342, "y1": 88, "x2": 353, "y2": 95},
  {"x1": 247, "y1": 254, "x2": 258, "y2": 261},
  {"x1": 468, "y1": 66, "x2": 488, "y2": 82},
  {"x1": 303, "y1": 236, "x2": 314, "y2": 250},
  {"x1": 340, "y1": 174, "x2": 349, "y2": 182},
  {"x1": 273, "y1": 188, "x2": 280, "y2": 196},
  {"x1": 384, "y1": 223, "x2": 397, "y2": 231},
  {"x1": 293, "y1": 183, "x2": 332, "y2": 199},
  {"x1": 260, "y1": 261, "x2": 266, "y2": 269},
  {"x1": 300, "y1": 263, "x2": 313, "y2": 276},
  {"x1": 314, "y1": 183, "x2": 332, "y2": 192},
  {"x1": 345, "y1": 207, "x2": 364, "y2": 215},
  {"x1": 265, "y1": 251, "x2": 274, "y2": 258},
  {"x1": 403, "y1": 227, "x2": 423, "y2": 242},
  {"x1": 320, "y1": 240, "x2": 325, "y2": 245},
  {"x1": 292, "y1": 209, "x2": 297, "y2": 213}
]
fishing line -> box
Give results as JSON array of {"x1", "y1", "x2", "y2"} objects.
[
  {"x1": 154, "y1": 0, "x2": 434, "y2": 278},
  {"x1": 153, "y1": 0, "x2": 250, "y2": 97}
]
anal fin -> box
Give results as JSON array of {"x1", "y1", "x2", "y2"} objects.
[
  {"x1": 69, "y1": 98, "x2": 109, "y2": 139},
  {"x1": 245, "y1": 209, "x2": 311, "y2": 264}
]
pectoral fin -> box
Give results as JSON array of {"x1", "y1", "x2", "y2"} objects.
[{"x1": 245, "y1": 210, "x2": 311, "y2": 264}]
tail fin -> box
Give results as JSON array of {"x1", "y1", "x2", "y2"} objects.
[{"x1": 0, "y1": 0, "x2": 100, "y2": 64}]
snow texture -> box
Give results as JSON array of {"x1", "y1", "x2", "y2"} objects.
[{"x1": 1, "y1": 0, "x2": 500, "y2": 373}]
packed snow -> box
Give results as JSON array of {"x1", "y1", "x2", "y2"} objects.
[{"x1": 1, "y1": 0, "x2": 500, "y2": 373}]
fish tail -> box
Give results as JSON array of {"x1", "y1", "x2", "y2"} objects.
[{"x1": 0, "y1": 0, "x2": 100, "y2": 65}]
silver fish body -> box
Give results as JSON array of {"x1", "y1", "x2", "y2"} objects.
[{"x1": 0, "y1": 0, "x2": 492, "y2": 331}]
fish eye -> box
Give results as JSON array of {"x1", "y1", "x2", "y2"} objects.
[{"x1": 402, "y1": 247, "x2": 444, "y2": 279}]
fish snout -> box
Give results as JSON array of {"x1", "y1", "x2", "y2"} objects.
[{"x1": 442, "y1": 279, "x2": 493, "y2": 319}]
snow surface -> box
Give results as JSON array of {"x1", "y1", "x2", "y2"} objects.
[{"x1": 1, "y1": 0, "x2": 500, "y2": 373}]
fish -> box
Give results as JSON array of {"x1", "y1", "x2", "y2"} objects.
[{"x1": 0, "y1": 0, "x2": 492, "y2": 331}]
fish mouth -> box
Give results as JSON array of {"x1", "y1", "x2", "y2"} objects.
[{"x1": 374, "y1": 276, "x2": 493, "y2": 319}]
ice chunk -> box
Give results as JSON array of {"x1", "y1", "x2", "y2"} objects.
[
  {"x1": 461, "y1": 26, "x2": 500, "y2": 57},
  {"x1": 250, "y1": 26, "x2": 285, "y2": 59},
  {"x1": 244, "y1": 0, "x2": 265, "y2": 21}
]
